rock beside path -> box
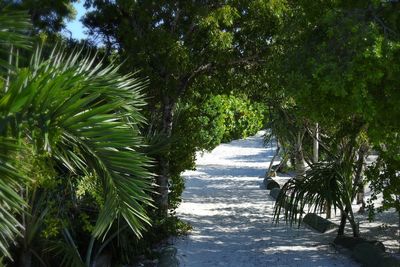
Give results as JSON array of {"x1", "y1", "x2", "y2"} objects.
[
  {"x1": 159, "y1": 246, "x2": 179, "y2": 267},
  {"x1": 303, "y1": 213, "x2": 337, "y2": 233},
  {"x1": 352, "y1": 243, "x2": 400, "y2": 267}
]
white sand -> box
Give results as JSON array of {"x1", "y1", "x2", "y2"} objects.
[{"x1": 172, "y1": 131, "x2": 359, "y2": 267}]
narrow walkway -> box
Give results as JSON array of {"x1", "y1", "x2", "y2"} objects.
[{"x1": 173, "y1": 131, "x2": 359, "y2": 267}]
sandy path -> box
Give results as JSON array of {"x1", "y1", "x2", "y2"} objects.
[{"x1": 172, "y1": 131, "x2": 359, "y2": 267}]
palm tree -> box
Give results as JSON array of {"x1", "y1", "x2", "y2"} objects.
[
  {"x1": 273, "y1": 159, "x2": 358, "y2": 236},
  {"x1": 0, "y1": 8, "x2": 154, "y2": 264},
  {"x1": 273, "y1": 125, "x2": 368, "y2": 238}
]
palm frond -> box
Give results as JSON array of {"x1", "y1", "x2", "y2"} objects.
[
  {"x1": 273, "y1": 160, "x2": 353, "y2": 226},
  {"x1": 0, "y1": 138, "x2": 26, "y2": 259},
  {"x1": 16, "y1": 48, "x2": 154, "y2": 239}
]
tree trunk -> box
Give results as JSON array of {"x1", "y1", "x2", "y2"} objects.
[
  {"x1": 295, "y1": 131, "x2": 306, "y2": 178},
  {"x1": 311, "y1": 123, "x2": 332, "y2": 218},
  {"x1": 267, "y1": 139, "x2": 280, "y2": 176},
  {"x1": 276, "y1": 154, "x2": 288, "y2": 173},
  {"x1": 5, "y1": 45, "x2": 13, "y2": 92},
  {"x1": 338, "y1": 208, "x2": 348, "y2": 236},
  {"x1": 326, "y1": 202, "x2": 332, "y2": 219},
  {"x1": 156, "y1": 96, "x2": 176, "y2": 216},
  {"x1": 290, "y1": 154, "x2": 295, "y2": 169},
  {"x1": 337, "y1": 205, "x2": 360, "y2": 237},
  {"x1": 348, "y1": 207, "x2": 360, "y2": 237},
  {"x1": 313, "y1": 123, "x2": 319, "y2": 163},
  {"x1": 353, "y1": 144, "x2": 369, "y2": 212}
]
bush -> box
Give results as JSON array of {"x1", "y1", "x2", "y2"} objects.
[{"x1": 221, "y1": 95, "x2": 267, "y2": 142}]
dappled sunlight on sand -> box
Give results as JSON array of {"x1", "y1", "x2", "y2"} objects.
[{"x1": 172, "y1": 130, "x2": 359, "y2": 267}]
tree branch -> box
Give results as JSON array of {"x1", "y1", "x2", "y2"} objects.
[{"x1": 177, "y1": 53, "x2": 265, "y2": 98}]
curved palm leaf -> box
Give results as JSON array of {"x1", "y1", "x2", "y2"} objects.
[{"x1": 0, "y1": 138, "x2": 26, "y2": 259}]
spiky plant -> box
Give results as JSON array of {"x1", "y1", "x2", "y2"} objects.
[{"x1": 273, "y1": 158, "x2": 360, "y2": 237}]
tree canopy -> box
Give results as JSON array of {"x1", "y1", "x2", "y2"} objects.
[
  {"x1": 82, "y1": 0, "x2": 287, "y2": 213},
  {"x1": 3, "y1": 0, "x2": 78, "y2": 33}
]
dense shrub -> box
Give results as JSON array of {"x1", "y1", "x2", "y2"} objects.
[{"x1": 221, "y1": 95, "x2": 267, "y2": 142}]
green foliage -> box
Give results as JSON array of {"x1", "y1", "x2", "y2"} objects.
[
  {"x1": 13, "y1": 46, "x2": 152, "y2": 238},
  {"x1": 0, "y1": 8, "x2": 31, "y2": 78},
  {"x1": 0, "y1": 139, "x2": 27, "y2": 259},
  {"x1": 0, "y1": 9, "x2": 154, "y2": 260},
  {"x1": 4, "y1": 0, "x2": 78, "y2": 33},
  {"x1": 76, "y1": 174, "x2": 104, "y2": 207},
  {"x1": 174, "y1": 95, "x2": 227, "y2": 154},
  {"x1": 269, "y1": 0, "x2": 400, "y2": 239},
  {"x1": 366, "y1": 133, "x2": 400, "y2": 218},
  {"x1": 222, "y1": 95, "x2": 267, "y2": 142},
  {"x1": 276, "y1": 0, "x2": 400, "y2": 130}
]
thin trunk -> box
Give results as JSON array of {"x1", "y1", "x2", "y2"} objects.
[
  {"x1": 15, "y1": 48, "x2": 19, "y2": 68},
  {"x1": 337, "y1": 123, "x2": 366, "y2": 236},
  {"x1": 5, "y1": 45, "x2": 13, "y2": 92},
  {"x1": 313, "y1": 123, "x2": 319, "y2": 163},
  {"x1": 337, "y1": 131, "x2": 359, "y2": 235},
  {"x1": 276, "y1": 154, "x2": 288, "y2": 173},
  {"x1": 353, "y1": 144, "x2": 369, "y2": 212},
  {"x1": 326, "y1": 202, "x2": 332, "y2": 219},
  {"x1": 338, "y1": 208, "x2": 348, "y2": 236},
  {"x1": 290, "y1": 154, "x2": 295, "y2": 169},
  {"x1": 267, "y1": 139, "x2": 280, "y2": 176},
  {"x1": 295, "y1": 131, "x2": 306, "y2": 178},
  {"x1": 157, "y1": 96, "x2": 176, "y2": 216},
  {"x1": 338, "y1": 203, "x2": 360, "y2": 237},
  {"x1": 348, "y1": 207, "x2": 359, "y2": 237},
  {"x1": 157, "y1": 158, "x2": 169, "y2": 215},
  {"x1": 311, "y1": 123, "x2": 332, "y2": 218}
]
